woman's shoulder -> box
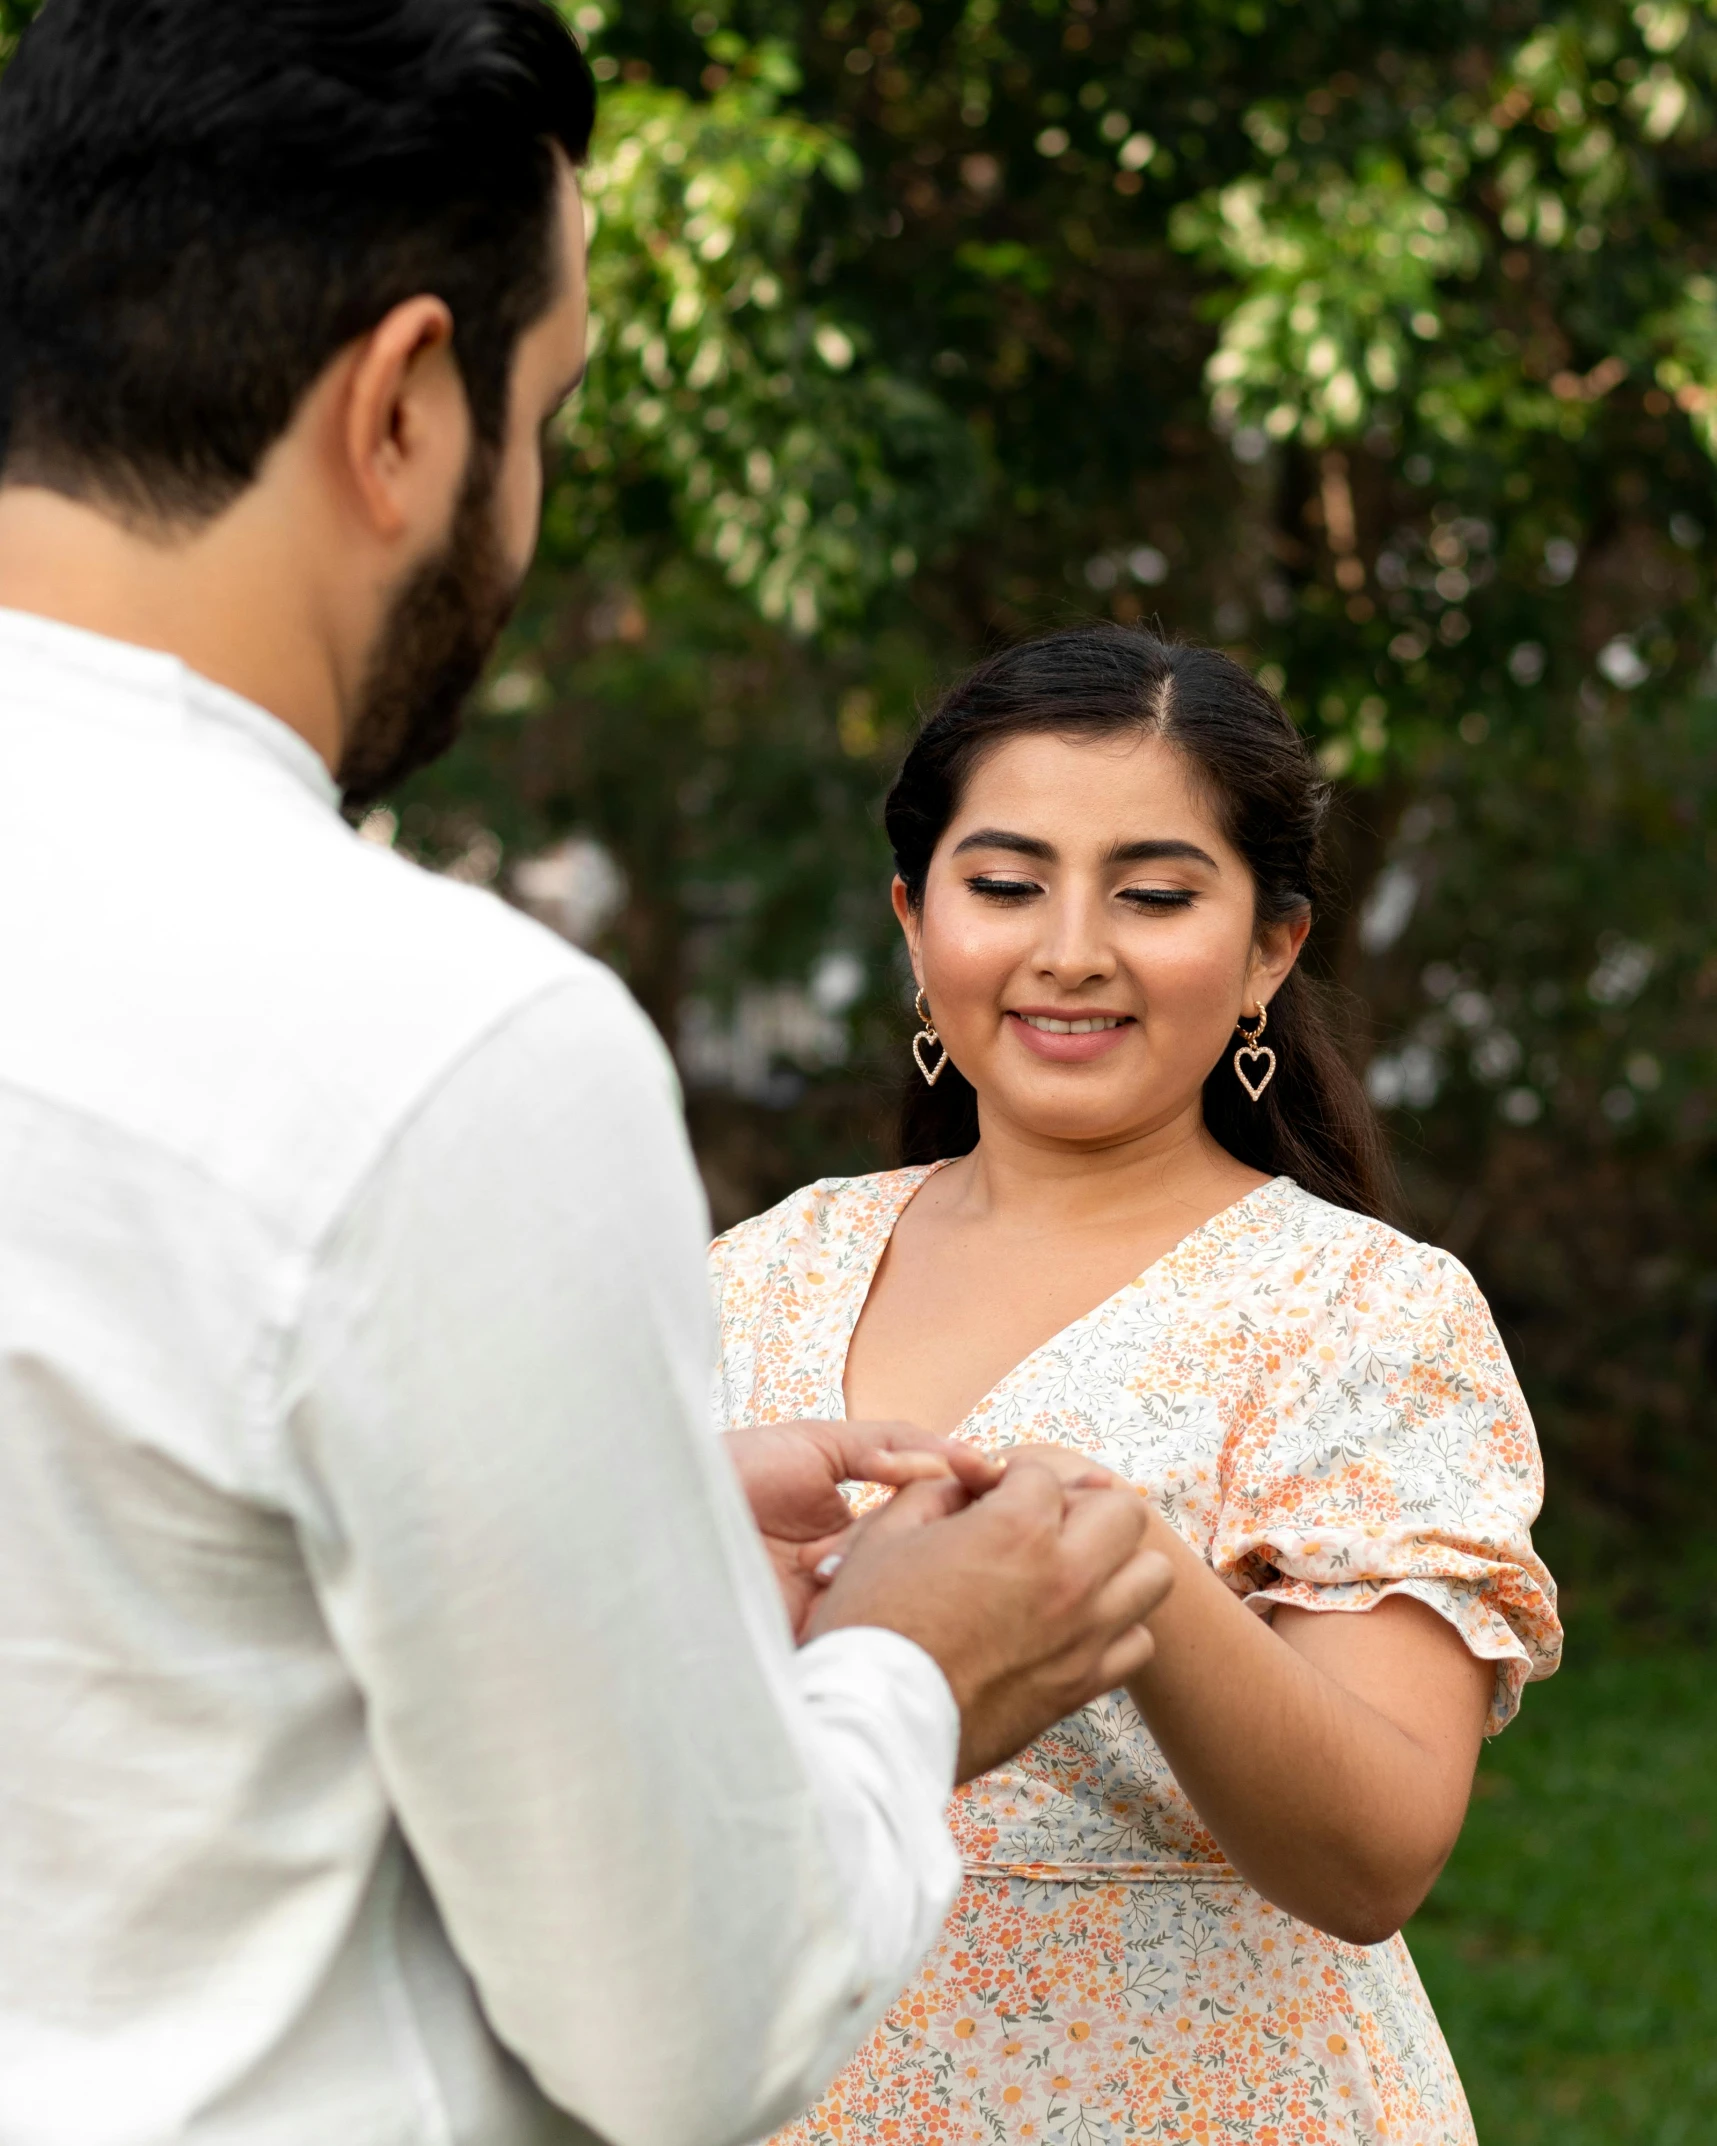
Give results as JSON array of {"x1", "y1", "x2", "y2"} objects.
[
  {"x1": 708, "y1": 1164, "x2": 939, "y2": 1281},
  {"x1": 1247, "y1": 1177, "x2": 1490, "y2": 1317},
  {"x1": 1226, "y1": 1183, "x2": 1528, "y2": 1435}
]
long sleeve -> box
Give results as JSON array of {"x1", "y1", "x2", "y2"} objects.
[{"x1": 280, "y1": 965, "x2": 961, "y2": 2146}]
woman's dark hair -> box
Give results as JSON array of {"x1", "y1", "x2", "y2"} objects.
[
  {"x1": 885, "y1": 625, "x2": 1396, "y2": 1221},
  {"x1": 0, "y1": 0, "x2": 594, "y2": 522}
]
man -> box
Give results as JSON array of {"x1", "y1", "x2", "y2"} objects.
[{"x1": 0, "y1": 6, "x2": 1171, "y2": 2144}]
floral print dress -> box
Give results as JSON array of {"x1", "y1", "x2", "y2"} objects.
[{"x1": 709, "y1": 1169, "x2": 1561, "y2": 2146}]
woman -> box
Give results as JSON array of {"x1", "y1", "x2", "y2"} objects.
[{"x1": 711, "y1": 627, "x2": 1560, "y2": 2146}]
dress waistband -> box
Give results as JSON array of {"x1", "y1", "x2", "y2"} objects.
[{"x1": 962, "y1": 1859, "x2": 1245, "y2": 1884}]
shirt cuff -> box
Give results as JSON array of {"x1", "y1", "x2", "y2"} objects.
[{"x1": 793, "y1": 1625, "x2": 961, "y2": 1796}]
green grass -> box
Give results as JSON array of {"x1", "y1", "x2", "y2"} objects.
[{"x1": 1406, "y1": 1643, "x2": 1717, "y2": 2145}]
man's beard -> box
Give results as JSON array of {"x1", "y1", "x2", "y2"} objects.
[{"x1": 338, "y1": 444, "x2": 523, "y2": 810}]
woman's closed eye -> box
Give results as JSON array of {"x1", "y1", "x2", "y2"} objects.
[
  {"x1": 1118, "y1": 885, "x2": 1197, "y2": 912},
  {"x1": 966, "y1": 874, "x2": 1198, "y2": 912},
  {"x1": 965, "y1": 874, "x2": 1043, "y2": 902}
]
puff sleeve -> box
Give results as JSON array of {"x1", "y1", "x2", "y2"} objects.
[{"x1": 1209, "y1": 1232, "x2": 1561, "y2": 1733}]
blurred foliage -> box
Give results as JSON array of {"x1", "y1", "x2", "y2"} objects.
[
  {"x1": 564, "y1": 63, "x2": 982, "y2": 632},
  {"x1": 350, "y1": 0, "x2": 1717, "y2": 1595},
  {"x1": 0, "y1": 0, "x2": 38, "y2": 45}
]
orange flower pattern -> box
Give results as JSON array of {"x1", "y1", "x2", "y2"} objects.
[{"x1": 710, "y1": 1170, "x2": 1561, "y2": 2146}]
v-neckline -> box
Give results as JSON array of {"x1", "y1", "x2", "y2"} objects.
[{"x1": 832, "y1": 1166, "x2": 1293, "y2": 1437}]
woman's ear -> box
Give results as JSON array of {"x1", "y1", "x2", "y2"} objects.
[
  {"x1": 1250, "y1": 907, "x2": 1312, "y2": 1008},
  {"x1": 890, "y1": 876, "x2": 922, "y2": 984}
]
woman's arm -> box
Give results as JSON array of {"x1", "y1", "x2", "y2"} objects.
[{"x1": 1124, "y1": 1516, "x2": 1494, "y2": 1945}]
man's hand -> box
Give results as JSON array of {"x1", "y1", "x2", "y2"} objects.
[
  {"x1": 804, "y1": 1453, "x2": 1173, "y2": 1781},
  {"x1": 723, "y1": 1420, "x2": 1003, "y2": 1637}
]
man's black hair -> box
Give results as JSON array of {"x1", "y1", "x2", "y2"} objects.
[{"x1": 0, "y1": 0, "x2": 595, "y2": 522}]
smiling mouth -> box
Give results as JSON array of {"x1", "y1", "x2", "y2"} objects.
[{"x1": 1013, "y1": 1013, "x2": 1134, "y2": 1035}]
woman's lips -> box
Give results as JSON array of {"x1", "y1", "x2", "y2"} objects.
[{"x1": 1006, "y1": 1010, "x2": 1136, "y2": 1064}]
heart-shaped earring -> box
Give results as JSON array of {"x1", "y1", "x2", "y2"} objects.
[
  {"x1": 1232, "y1": 1006, "x2": 1276, "y2": 1103},
  {"x1": 912, "y1": 988, "x2": 948, "y2": 1087},
  {"x1": 1234, "y1": 1045, "x2": 1277, "y2": 1102}
]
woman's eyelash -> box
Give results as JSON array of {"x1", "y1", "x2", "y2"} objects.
[
  {"x1": 964, "y1": 876, "x2": 1196, "y2": 912},
  {"x1": 1120, "y1": 888, "x2": 1196, "y2": 911},
  {"x1": 966, "y1": 876, "x2": 1040, "y2": 900}
]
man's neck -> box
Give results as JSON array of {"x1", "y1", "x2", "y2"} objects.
[{"x1": 0, "y1": 483, "x2": 348, "y2": 772}]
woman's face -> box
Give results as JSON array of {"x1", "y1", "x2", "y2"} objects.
[{"x1": 896, "y1": 727, "x2": 1307, "y2": 1150}]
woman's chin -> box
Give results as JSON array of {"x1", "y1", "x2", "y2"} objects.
[{"x1": 981, "y1": 1081, "x2": 1167, "y2": 1150}]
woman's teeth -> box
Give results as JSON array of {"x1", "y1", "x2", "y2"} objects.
[{"x1": 1018, "y1": 1014, "x2": 1128, "y2": 1034}]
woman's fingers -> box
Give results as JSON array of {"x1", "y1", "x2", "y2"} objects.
[
  {"x1": 996, "y1": 1440, "x2": 1121, "y2": 1494},
  {"x1": 861, "y1": 1449, "x2": 961, "y2": 1486},
  {"x1": 935, "y1": 1442, "x2": 1009, "y2": 1494},
  {"x1": 839, "y1": 1418, "x2": 1004, "y2": 1495}
]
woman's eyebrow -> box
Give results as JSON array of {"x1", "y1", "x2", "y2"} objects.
[
  {"x1": 1106, "y1": 838, "x2": 1220, "y2": 869},
  {"x1": 950, "y1": 828, "x2": 1057, "y2": 860},
  {"x1": 950, "y1": 831, "x2": 1220, "y2": 869}
]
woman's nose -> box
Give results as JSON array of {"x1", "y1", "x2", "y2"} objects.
[{"x1": 1033, "y1": 892, "x2": 1117, "y2": 985}]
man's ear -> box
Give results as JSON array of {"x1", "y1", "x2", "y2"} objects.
[
  {"x1": 891, "y1": 875, "x2": 923, "y2": 986},
  {"x1": 337, "y1": 295, "x2": 466, "y2": 544},
  {"x1": 1251, "y1": 907, "x2": 1312, "y2": 1008}
]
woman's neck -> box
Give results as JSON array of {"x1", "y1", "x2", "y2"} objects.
[
  {"x1": 940, "y1": 1097, "x2": 1269, "y2": 1241},
  {"x1": 845, "y1": 1097, "x2": 1274, "y2": 1435}
]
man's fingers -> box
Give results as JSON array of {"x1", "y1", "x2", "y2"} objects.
[
  {"x1": 793, "y1": 1522, "x2": 858, "y2": 1573},
  {"x1": 1088, "y1": 1545, "x2": 1175, "y2": 1637},
  {"x1": 849, "y1": 1472, "x2": 970, "y2": 1538},
  {"x1": 1053, "y1": 1478, "x2": 1150, "y2": 1581},
  {"x1": 1094, "y1": 1622, "x2": 1157, "y2": 1689},
  {"x1": 939, "y1": 1442, "x2": 1007, "y2": 1494},
  {"x1": 810, "y1": 1472, "x2": 975, "y2": 1597},
  {"x1": 979, "y1": 1452, "x2": 1072, "y2": 1523},
  {"x1": 805, "y1": 1474, "x2": 974, "y2": 1627},
  {"x1": 1039, "y1": 1550, "x2": 1172, "y2": 1709}
]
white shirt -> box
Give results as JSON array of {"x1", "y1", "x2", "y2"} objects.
[{"x1": 0, "y1": 611, "x2": 961, "y2": 2146}]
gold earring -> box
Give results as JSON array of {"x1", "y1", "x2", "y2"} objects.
[
  {"x1": 911, "y1": 987, "x2": 948, "y2": 1087},
  {"x1": 1232, "y1": 1004, "x2": 1276, "y2": 1103}
]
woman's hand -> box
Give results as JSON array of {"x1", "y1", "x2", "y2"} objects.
[
  {"x1": 806, "y1": 1455, "x2": 1174, "y2": 1782},
  {"x1": 988, "y1": 1440, "x2": 1132, "y2": 1495},
  {"x1": 723, "y1": 1419, "x2": 1003, "y2": 1637}
]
